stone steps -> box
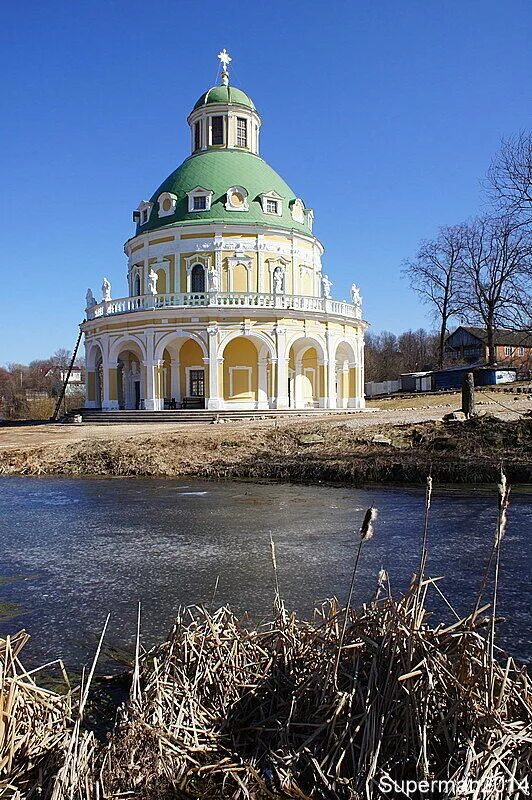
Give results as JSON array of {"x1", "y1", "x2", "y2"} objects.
[{"x1": 71, "y1": 408, "x2": 364, "y2": 425}]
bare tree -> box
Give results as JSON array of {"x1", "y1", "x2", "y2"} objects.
[
  {"x1": 488, "y1": 132, "x2": 532, "y2": 223},
  {"x1": 459, "y1": 216, "x2": 532, "y2": 365},
  {"x1": 402, "y1": 225, "x2": 466, "y2": 368}
]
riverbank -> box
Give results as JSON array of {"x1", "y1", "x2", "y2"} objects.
[{"x1": 1, "y1": 412, "x2": 531, "y2": 484}]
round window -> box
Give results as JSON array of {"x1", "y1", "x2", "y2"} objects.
[
  {"x1": 231, "y1": 192, "x2": 244, "y2": 207},
  {"x1": 162, "y1": 197, "x2": 172, "y2": 211}
]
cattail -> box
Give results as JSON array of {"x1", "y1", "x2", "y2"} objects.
[
  {"x1": 426, "y1": 475, "x2": 433, "y2": 511},
  {"x1": 497, "y1": 467, "x2": 510, "y2": 543},
  {"x1": 359, "y1": 507, "x2": 378, "y2": 540}
]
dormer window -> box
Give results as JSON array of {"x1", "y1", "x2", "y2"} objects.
[
  {"x1": 225, "y1": 185, "x2": 249, "y2": 212},
  {"x1": 261, "y1": 191, "x2": 283, "y2": 216},
  {"x1": 237, "y1": 117, "x2": 248, "y2": 148},
  {"x1": 290, "y1": 198, "x2": 305, "y2": 224},
  {"x1": 157, "y1": 192, "x2": 177, "y2": 218},
  {"x1": 136, "y1": 200, "x2": 153, "y2": 226},
  {"x1": 187, "y1": 186, "x2": 214, "y2": 213},
  {"x1": 211, "y1": 116, "x2": 224, "y2": 145}
]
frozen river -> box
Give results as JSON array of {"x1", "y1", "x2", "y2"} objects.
[{"x1": 0, "y1": 477, "x2": 530, "y2": 668}]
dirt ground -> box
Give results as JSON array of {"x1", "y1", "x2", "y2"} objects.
[{"x1": 1, "y1": 389, "x2": 530, "y2": 485}]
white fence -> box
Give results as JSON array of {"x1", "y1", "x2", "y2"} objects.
[{"x1": 364, "y1": 380, "x2": 401, "y2": 398}]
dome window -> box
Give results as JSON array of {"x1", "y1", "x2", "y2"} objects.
[
  {"x1": 135, "y1": 200, "x2": 153, "y2": 226},
  {"x1": 225, "y1": 185, "x2": 249, "y2": 212},
  {"x1": 157, "y1": 192, "x2": 177, "y2": 218},
  {"x1": 290, "y1": 198, "x2": 305, "y2": 224},
  {"x1": 186, "y1": 186, "x2": 214, "y2": 213},
  {"x1": 260, "y1": 191, "x2": 283, "y2": 217}
]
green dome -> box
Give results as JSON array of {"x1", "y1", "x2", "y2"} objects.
[
  {"x1": 137, "y1": 149, "x2": 310, "y2": 235},
  {"x1": 193, "y1": 85, "x2": 256, "y2": 111}
]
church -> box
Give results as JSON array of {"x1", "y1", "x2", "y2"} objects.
[{"x1": 82, "y1": 51, "x2": 366, "y2": 412}]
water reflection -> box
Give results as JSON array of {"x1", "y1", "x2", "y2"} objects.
[{"x1": 0, "y1": 477, "x2": 530, "y2": 669}]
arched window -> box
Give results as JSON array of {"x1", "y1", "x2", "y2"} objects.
[
  {"x1": 134, "y1": 274, "x2": 141, "y2": 296},
  {"x1": 191, "y1": 264, "x2": 205, "y2": 293}
]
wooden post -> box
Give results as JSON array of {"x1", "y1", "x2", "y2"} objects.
[{"x1": 462, "y1": 371, "x2": 475, "y2": 418}]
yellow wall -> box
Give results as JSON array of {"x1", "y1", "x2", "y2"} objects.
[
  {"x1": 108, "y1": 368, "x2": 118, "y2": 401},
  {"x1": 232, "y1": 263, "x2": 248, "y2": 292},
  {"x1": 87, "y1": 371, "x2": 96, "y2": 401},
  {"x1": 156, "y1": 269, "x2": 167, "y2": 293},
  {"x1": 223, "y1": 338, "x2": 258, "y2": 401}
]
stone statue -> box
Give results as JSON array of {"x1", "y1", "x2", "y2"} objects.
[
  {"x1": 321, "y1": 274, "x2": 332, "y2": 299},
  {"x1": 273, "y1": 266, "x2": 284, "y2": 294},
  {"x1": 86, "y1": 288, "x2": 97, "y2": 308},
  {"x1": 208, "y1": 265, "x2": 220, "y2": 292},
  {"x1": 102, "y1": 277, "x2": 111, "y2": 302},
  {"x1": 147, "y1": 268, "x2": 158, "y2": 295},
  {"x1": 351, "y1": 283, "x2": 362, "y2": 307}
]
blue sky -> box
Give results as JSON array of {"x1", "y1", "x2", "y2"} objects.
[{"x1": 0, "y1": 0, "x2": 530, "y2": 364}]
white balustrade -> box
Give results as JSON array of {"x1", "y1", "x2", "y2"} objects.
[{"x1": 86, "y1": 292, "x2": 359, "y2": 321}]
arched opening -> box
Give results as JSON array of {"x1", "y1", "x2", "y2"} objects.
[
  {"x1": 232, "y1": 263, "x2": 249, "y2": 292},
  {"x1": 191, "y1": 264, "x2": 205, "y2": 293},
  {"x1": 287, "y1": 337, "x2": 325, "y2": 409},
  {"x1": 222, "y1": 337, "x2": 259, "y2": 407},
  {"x1": 85, "y1": 343, "x2": 103, "y2": 408},
  {"x1": 116, "y1": 346, "x2": 144, "y2": 409},
  {"x1": 180, "y1": 339, "x2": 206, "y2": 407},
  {"x1": 134, "y1": 274, "x2": 141, "y2": 296},
  {"x1": 335, "y1": 341, "x2": 357, "y2": 409}
]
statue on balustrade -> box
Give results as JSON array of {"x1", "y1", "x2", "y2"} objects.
[
  {"x1": 273, "y1": 265, "x2": 284, "y2": 294},
  {"x1": 101, "y1": 278, "x2": 112, "y2": 302},
  {"x1": 147, "y1": 268, "x2": 158, "y2": 295},
  {"x1": 321, "y1": 274, "x2": 332, "y2": 299},
  {"x1": 350, "y1": 283, "x2": 362, "y2": 318},
  {"x1": 85, "y1": 288, "x2": 97, "y2": 308},
  {"x1": 208, "y1": 265, "x2": 220, "y2": 292}
]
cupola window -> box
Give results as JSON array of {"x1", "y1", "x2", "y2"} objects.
[
  {"x1": 211, "y1": 116, "x2": 224, "y2": 145},
  {"x1": 194, "y1": 121, "x2": 202, "y2": 151},
  {"x1": 266, "y1": 199, "x2": 278, "y2": 214},
  {"x1": 237, "y1": 117, "x2": 248, "y2": 148},
  {"x1": 187, "y1": 186, "x2": 214, "y2": 213}
]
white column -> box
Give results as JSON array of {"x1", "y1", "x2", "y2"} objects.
[
  {"x1": 325, "y1": 331, "x2": 337, "y2": 409},
  {"x1": 258, "y1": 358, "x2": 269, "y2": 409},
  {"x1": 294, "y1": 357, "x2": 303, "y2": 409},
  {"x1": 274, "y1": 327, "x2": 289, "y2": 409},
  {"x1": 206, "y1": 327, "x2": 223, "y2": 409},
  {"x1": 143, "y1": 360, "x2": 163, "y2": 411},
  {"x1": 170, "y1": 359, "x2": 181, "y2": 403}
]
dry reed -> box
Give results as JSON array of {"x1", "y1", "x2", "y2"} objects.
[{"x1": 1, "y1": 479, "x2": 531, "y2": 799}]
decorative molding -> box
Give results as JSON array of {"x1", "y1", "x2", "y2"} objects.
[{"x1": 225, "y1": 185, "x2": 249, "y2": 212}]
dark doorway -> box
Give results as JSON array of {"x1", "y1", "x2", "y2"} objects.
[
  {"x1": 189, "y1": 369, "x2": 205, "y2": 397},
  {"x1": 134, "y1": 382, "x2": 141, "y2": 410}
]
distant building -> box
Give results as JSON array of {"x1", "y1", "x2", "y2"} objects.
[
  {"x1": 45, "y1": 366, "x2": 85, "y2": 396},
  {"x1": 444, "y1": 327, "x2": 532, "y2": 374},
  {"x1": 432, "y1": 364, "x2": 517, "y2": 391},
  {"x1": 400, "y1": 372, "x2": 433, "y2": 392}
]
